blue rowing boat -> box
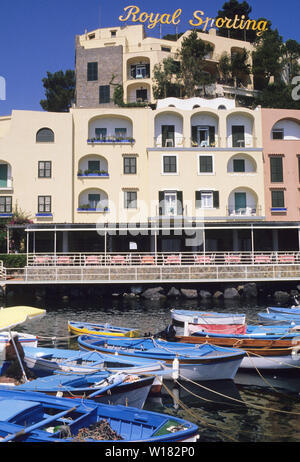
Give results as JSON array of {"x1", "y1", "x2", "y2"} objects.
[
  {"x1": 258, "y1": 311, "x2": 300, "y2": 325},
  {"x1": 0, "y1": 389, "x2": 199, "y2": 442},
  {"x1": 68, "y1": 320, "x2": 140, "y2": 338},
  {"x1": 77, "y1": 335, "x2": 245, "y2": 381},
  {"x1": 3, "y1": 371, "x2": 156, "y2": 409},
  {"x1": 23, "y1": 346, "x2": 166, "y2": 377},
  {"x1": 268, "y1": 306, "x2": 300, "y2": 315}
]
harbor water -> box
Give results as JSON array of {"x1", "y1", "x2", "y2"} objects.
[{"x1": 6, "y1": 291, "x2": 300, "y2": 443}]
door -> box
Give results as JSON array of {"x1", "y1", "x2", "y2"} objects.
[
  {"x1": 232, "y1": 125, "x2": 245, "y2": 147},
  {"x1": 164, "y1": 192, "x2": 177, "y2": 216},
  {"x1": 0, "y1": 164, "x2": 8, "y2": 187},
  {"x1": 136, "y1": 89, "x2": 148, "y2": 101},
  {"x1": 162, "y1": 125, "x2": 175, "y2": 147},
  {"x1": 88, "y1": 193, "x2": 100, "y2": 209},
  {"x1": 234, "y1": 192, "x2": 246, "y2": 214}
]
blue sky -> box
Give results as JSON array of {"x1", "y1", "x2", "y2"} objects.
[{"x1": 0, "y1": 0, "x2": 299, "y2": 116}]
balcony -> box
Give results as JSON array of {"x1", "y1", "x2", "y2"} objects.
[
  {"x1": 154, "y1": 136, "x2": 185, "y2": 148},
  {"x1": 227, "y1": 206, "x2": 261, "y2": 217},
  {"x1": 87, "y1": 136, "x2": 135, "y2": 145}
]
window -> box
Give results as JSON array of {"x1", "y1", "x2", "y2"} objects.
[
  {"x1": 87, "y1": 62, "x2": 98, "y2": 81},
  {"x1": 272, "y1": 128, "x2": 284, "y2": 140},
  {"x1": 161, "y1": 46, "x2": 171, "y2": 52},
  {"x1": 95, "y1": 128, "x2": 107, "y2": 139},
  {"x1": 88, "y1": 193, "x2": 100, "y2": 208},
  {"x1": 36, "y1": 128, "x2": 54, "y2": 143},
  {"x1": 163, "y1": 155, "x2": 177, "y2": 173},
  {"x1": 0, "y1": 196, "x2": 12, "y2": 213},
  {"x1": 271, "y1": 190, "x2": 285, "y2": 208},
  {"x1": 233, "y1": 159, "x2": 245, "y2": 172},
  {"x1": 115, "y1": 128, "x2": 127, "y2": 139},
  {"x1": 270, "y1": 157, "x2": 283, "y2": 182},
  {"x1": 199, "y1": 156, "x2": 213, "y2": 173},
  {"x1": 38, "y1": 196, "x2": 51, "y2": 213},
  {"x1": 88, "y1": 160, "x2": 100, "y2": 172},
  {"x1": 162, "y1": 125, "x2": 175, "y2": 147},
  {"x1": 110, "y1": 30, "x2": 117, "y2": 37},
  {"x1": 124, "y1": 157, "x2": 136, "y2": 174},
  {"x1": 38, "y1": 161, "x2": 52, "y2": 178},
  {"x1": 232, "y1": 125, "x2": 245, "y2": 147},
  {"x1": 195, "y1": 191, "x2": 219, "y2": 209},
  {"x1": 99, "y1": 85, "x2": 110, "y2": 103},
  {"x1": 124, "y1": 191, "x2": 137, "y2": 209}
]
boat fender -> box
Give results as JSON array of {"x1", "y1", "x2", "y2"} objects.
[
  {"x1": 290, "y1": 325, "x2": 300, "y2": 333},
  {"x1": 56, "y1": 391, "x2": 63, "y2": 398},
  {"x1": 291, "y1": 337, "x2": 300, "y2": 356},
  {"x1": 114, "y1": 351, "x2": 118, "y2": 355},
  {"x1": 172, "y1": 356, "x2": 179, "y2": 381}
]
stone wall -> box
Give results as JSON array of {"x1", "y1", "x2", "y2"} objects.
[{"x1": 75, "y1": 36, "x2": 123, "y2": 108}]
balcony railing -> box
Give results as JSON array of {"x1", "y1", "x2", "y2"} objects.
[
  {"x1": 227, "y1": 206, "x2": 262, "y2": 217},
  {"x1": 24, "y1": 251, "x2": 300, "y2": 267},
  {"x1": 87, "y1": 136, "x2": 135, "y2": 144},
  {"x1": 190, "y1": 136, "x2": 220, "y2": 148},
  {"x1": 227, "y1": 136, "x2": 257, "y2": 149},
  {"x1": 154, "y1": 136, "x2": 185, "y2": 148}
]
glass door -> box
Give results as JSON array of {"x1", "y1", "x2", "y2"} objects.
[
  {"x1": 0, "y1": 164, "x2": 8, "y2": 187},
  {"x1": 234, "y1": 192, "x2": 246, "y2": 214},
  {"x1": 164, "y1": 192, "x2": 177, "y2": 216}
]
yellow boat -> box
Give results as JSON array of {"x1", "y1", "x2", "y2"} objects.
[{"x1": 67, "y1": 320, "x2": 140, "y2": 338}]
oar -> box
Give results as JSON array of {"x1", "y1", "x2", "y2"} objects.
[
  {"x1": 0, "y1": 405, "x2": 78, "y2": 442},
  {"x1": 8, "y1": 329, "x2": 28, "y2": 382}
]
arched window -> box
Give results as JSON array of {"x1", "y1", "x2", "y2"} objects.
[
  {"x1": 36, "y1": 128, "x2": 55, "y2": 143},
  {"x1": 218, "y1": 105, "x2": 226, "y2": 110}
]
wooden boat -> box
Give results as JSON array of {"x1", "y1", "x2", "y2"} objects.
[
  {"x1": 6, "y1": 371, "x2": 157, "y2": 409},
  {"x1": 68, "y1": 320, "x2": 140, "y2": 338},
  {"x1": 258, "y1": 311, "x2": 300, "y2": 325},
  {"x1": 23, "y1": 346, "x2": 166, "y2": 377},
  {"x1": 170, "y1": 309, "x2": 246, "y2": 336},
  {"x1": 171, "y1": 325, "x2": 300, "y2": 370},
  {"x1": 0, "y1": 388, "x2": 199, "y2": 442},
  {"x1": 77, "y1": 335, "x2": 245, "y2": 381}
]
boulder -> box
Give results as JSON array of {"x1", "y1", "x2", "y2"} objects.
[
  {"x1": 243, "y1": 283, "x2": 258, "y2": 299},
  {"x1": 224, "y1": 287, "x2": 240, "y2": 299},
  {"x1": 180, "y1": 288, "x2": 198, "y2": 299},
  {"x1": 141, "y1": 287, "x2": 165, "y2": 300},
  {"x1": 167, "y1": 287, "x2": 181, "y2": 298},
  {"x1": 199, "y1": 290, "x2": 212, "y2": 299},
  {"x1": 274, "y1": 291, "x2": 290, "y2": 304},
  {"x1": 213, "y1": 290, "x2": 224, "y2": 299}
]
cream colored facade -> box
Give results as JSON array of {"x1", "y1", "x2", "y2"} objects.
[
  {"x1": 0, "y1": 98, "x2": 264, "y2": 232},
  {"x1": 77, "y1": 24, "x2": 256, "y2": 105}
]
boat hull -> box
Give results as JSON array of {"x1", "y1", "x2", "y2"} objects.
[
  {"x1": 68, "y1": 320, "x2": 140, "y2": 338},
  {"x1": 78, "y1": 336, "x2": 245, "y2": 381},
  {"x1": 174, "y1": 335, "x2": 300, "y2": 370}
]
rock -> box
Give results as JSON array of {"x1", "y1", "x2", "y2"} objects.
[
  {"x1": 180, "y1": 288, "x2": 198, "y2": 299},
  {"x1": 274, "y1": 291, "x2": 290, "y2": 304},
  {"x1": 213, "y1": 290, "x2": 224, "y2": 299},
  {"x1": 130, "y1": 286, "x2": 143, "y2": 295},
  {"x1": 199, "y1": 290, "x2": 212, "y2": 299},
  {"x1": 167, "y1": 287, "x2": 181, "y2": 298},
  {"x1": 243, "y1": 283, "x2": 258, "y2": 299},
  {"x1": 141, "y1": 287, "x2": 165, "y2": 300},
  {"x1": 224, "y1": 287, "x2": 240, "y2": 299}
]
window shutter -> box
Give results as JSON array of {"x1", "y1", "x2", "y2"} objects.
[
  {"x1": 209, "y1": 126, "x2": 215, "y2": 145},
  {"x1": 99, "y1": 85, "x2": 110, "y2": 104},
  {"x1": 191, "y1": 126, "x2": 198, "y2": 145},
  {"x1": 159, "y1": 191, "x2": 165, "y2": 216},
  {"x1": 145, "y1": 64, "x2": 150, "y2": 77},
  {"x1": 213, "y1": 191, "x2": 219, "y2": 208},
  {"x1": 195, "y1": 191, "x2": 202, "y2": 208},
  {"x1": 177, "y1": 191, "x2": 183, "y2": 215}
]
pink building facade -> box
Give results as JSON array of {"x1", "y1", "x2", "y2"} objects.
[{"x1": 261, "y1": 108, "x2": 300, "y2": 250}]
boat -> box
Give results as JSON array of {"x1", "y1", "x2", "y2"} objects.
[
  {"x1": 170, "y1": 323, "x2": 300, "y2": 370},
  {"x1": 5, "y1": 371, "x2": 156, "y2": 409},
  {"x1": 257, "y1": 311, "x2": 300, "y2": 325},
  {"x1": 170, "y1": 309, "x2": 246, "y2": 336},
  {"x1": 77, "y1": 335, "x2": 245, "y2": 381},
  {"x1": 0, "y1": 306, "x2": 46, "y2": 377},
  {"x1": 23, "y1": 346, "x2": 167, "y2": 377},
  {"x1": 268, "y1": 306, "x2": 300, "y2": 315},
  {"x1": 0, "y1": 388, "x2": 199, "y2": 442},
  {"x1": 68, "y1": 320, "x2": 140, "y2": 338}
]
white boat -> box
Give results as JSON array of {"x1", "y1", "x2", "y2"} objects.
[{"x1": 170, "y1": 309, "x2": 246, "y2": 336}]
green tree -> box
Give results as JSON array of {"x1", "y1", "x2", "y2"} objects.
[
  {"x1": 254, "y1": 81, "x2": 300, "y2": 109},
  {"x1": 252, "y1": 28, "x2": 284, "y2": 90},
  {"x1": 281, "y1": 39, "x2": 300, "y2": 84},
  {"x1": 219, "y1": 49, "x2": 251, "y2": 87},
  {"x1": 152, "y1": 57, "x2": 181, "y2": 99},
  {"x1": 40, "y1": 70, "x2": 75, "y2": 112},
  {"x1": 177, "y1": 30, "x2": 214, "y2": 98},
  {"x1": 217, "y1": 0, "x2": 254, "y2": 41}
]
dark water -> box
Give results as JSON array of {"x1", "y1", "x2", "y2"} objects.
[{"x1": 6, "y1": 291, "x2": 300, "y2": 443}]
